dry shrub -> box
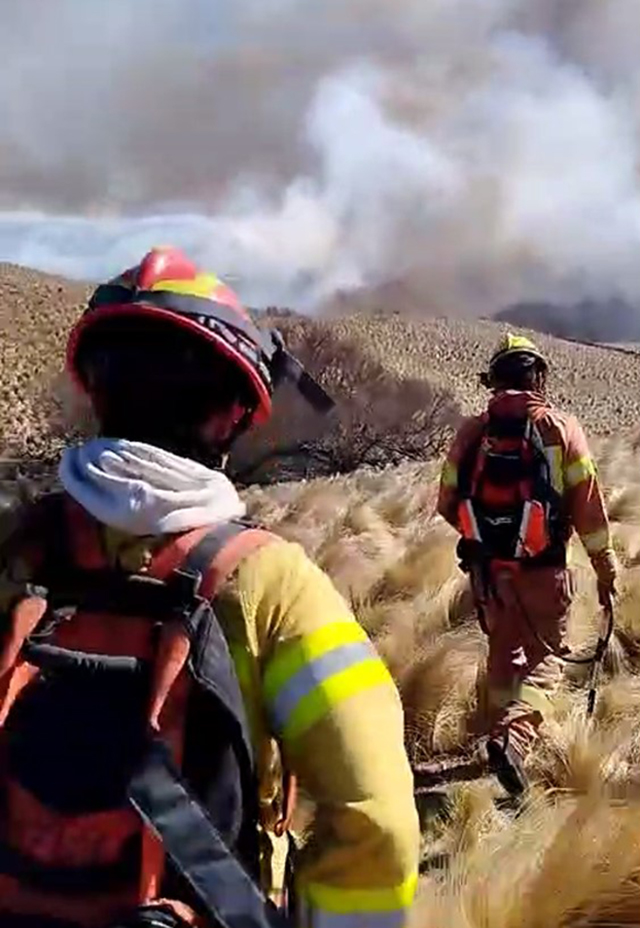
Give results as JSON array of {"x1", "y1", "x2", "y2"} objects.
[
  {"x1": 412, "y1": 791, "x2": 640, "y2": 928},
  {"x1": 325, "y1": 312, "x2": 640, "y2": 439},
  {"x1": 231, "y1": 318, "x2": 460, "y2": 483},
  {"x1": 399, "y1": 627, "x2": 486, "y2": 761}
]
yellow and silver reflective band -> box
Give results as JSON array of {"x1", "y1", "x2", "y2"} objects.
[
  {"x1": 303, "y1": 907, "x2": 407, "y2": 928},
  {"x1": 263, "y1": 622, "x2": 392, "y2": 743},
  {"x1": 582, "y1": 526, "x2": 611, "y2": 555},
  {"x1": 300, "y1": 873, "x2": 418, "y2": 928},
  {"x1": 441, "y1": 459, "x2": 458, "y2": 489},
  {"x1": 564, "y1": 455, "x2": 596, "y2": 488}
]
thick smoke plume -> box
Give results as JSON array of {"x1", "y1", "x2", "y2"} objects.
[{"x1": 1, "y1": 0, "x2": 640, "y2": 316}]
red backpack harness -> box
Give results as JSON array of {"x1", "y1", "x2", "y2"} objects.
[
  {"x1": 0, "y1": 496, "x2": 291, "y2": 928},
  {"x1": 457, "y1": 411, "x2": 564, "y2": 567}
]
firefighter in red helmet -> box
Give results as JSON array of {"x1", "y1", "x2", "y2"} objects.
[{"x1": 0, "y1": 248, "x2": 419, "y2": 928}]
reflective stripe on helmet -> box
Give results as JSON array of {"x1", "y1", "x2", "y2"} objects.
[
  {"x1": 88, "y1": 285, "x2": 274, "y2": 360},
  {"x1": 69, "y1": 249, "x2": 274, "y2": 426},
  {"x1": 70, "y1": 247, "x2": 335, "y2": 429}
]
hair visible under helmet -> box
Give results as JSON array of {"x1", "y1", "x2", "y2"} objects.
[
  {"x1": 67, "y1": 247, "x2": 334, "y2": 464},
  {"x1": 480, "y1": 333, "x2": 548, "y2": 392}
]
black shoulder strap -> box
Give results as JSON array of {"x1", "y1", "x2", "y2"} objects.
[
  {"x1": 528, "y1": 421, "x2": 562, "y2": 508},
  {"x1": 35, "y1": 491, "x2": 73, "y2": 583},
  {"x1": 127, "y1": 524, "x2": 283, "y2": 928},
  {"x1": 180, "y1": 521, "x2": 256, "y2": 772},
  {"x1": 128, "y1": 737, "x2": 287, "y2": 928},
  {"x1": 182, "y1": 519, "x2": 256, "y2": 580}
]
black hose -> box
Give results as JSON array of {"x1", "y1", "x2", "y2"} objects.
[
  {"x1": 510, "y1": 584, "x2": 614, "y2": 666},
  {"x1": 498, "y1": 585, "x2": 614, "y2": 718}
]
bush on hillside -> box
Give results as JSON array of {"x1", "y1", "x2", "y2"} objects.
[
  {"x1": 1, "y1": 301, "x2": 459, "y2": 486},
  {"x1": 230, "y1": 318, "x2": 461, "y2": 484}
]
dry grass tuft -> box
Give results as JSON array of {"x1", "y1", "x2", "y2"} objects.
[
  {"x1": 412, "y1": 791, "x2": 640, "y2": 928},
  {"x1": 246, "y1": 431, "x2": 640, "y2": 926}
]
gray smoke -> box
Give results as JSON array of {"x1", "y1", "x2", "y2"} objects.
[{"x1": 1, "y1": 0, "x2": 640, "y2": 314}]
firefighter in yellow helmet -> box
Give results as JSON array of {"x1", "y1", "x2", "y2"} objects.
[
  {"x1": 438, "y1": 332, "x2": 616, "y2": 795},
  {"x1": 0, "y1": 248, "x2": 419, "y2": 928}
]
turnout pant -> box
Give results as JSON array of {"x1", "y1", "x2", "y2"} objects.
[{"x1": 473, "y1": 564, "x2": 572, "y2": 758}]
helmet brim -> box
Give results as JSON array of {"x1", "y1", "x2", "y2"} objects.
[
  {"x1": 489, "y1": 347, "x2": 548, "y2": 372},
  {"x1": 67, "y1": 302, "x2": 272, "y2": 426}
]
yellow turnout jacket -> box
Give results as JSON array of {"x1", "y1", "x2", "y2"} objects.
[{"x1": 0, "y1": 503, "x2": 420, "y2": 928}]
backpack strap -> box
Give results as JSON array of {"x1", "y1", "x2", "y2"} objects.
[
  {"x1": 129, "y1": 736, "x2": 287, "y2": 928},
  {"x1": 143, "y1": 521, "x2": 276, "y2": 735},
  {"x1": 2, "y1": 506, "x2": 285, "y2": 926},
  {"x1": 132, "y1": 522, "x2": 284, "y2": 928},
  {"x1": 181, "y1": 522, "x2": 275, "y2": 601},
  {"x1": 458, "y1": 421, "x2": 487, "y2": 500},
  {"x1": 0, "y1": 592, "x2": 48, "y2": 725}
]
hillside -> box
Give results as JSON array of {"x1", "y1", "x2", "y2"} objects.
[
  {"x1": 0, "y1": 262, "x2": 638, "y2": 924},
  {"x1": 323, "y1": 313, "x2": 640, "y2": 436},
  {"x1": 0, "y1": 263, "x2": 88, "y2": 460},
  {"x1": 496, "y1": 298, "x2": 640, "y2": 345},
  {"x1": 2, "y1": 264, "x2": 640, "y2": 467}
]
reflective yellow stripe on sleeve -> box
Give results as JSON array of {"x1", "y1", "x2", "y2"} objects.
[
  {"x1": 263, "y1": 622, "x2": 392, "y2": 742},
  {"x1": 564, "y1": 455, "x2": 596, "y2": 488},
  {"x1": 581, "y1": 526, "x2": 611, "y2": 555},
  {"x1": 440, "y1": 460, "x2": 458, "y2": 489},
  {"x1": 301, "y1": 873, "x2": 418, "y2": 928}
]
